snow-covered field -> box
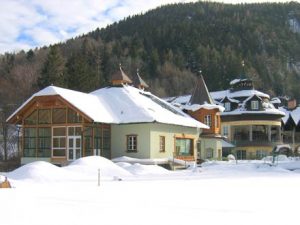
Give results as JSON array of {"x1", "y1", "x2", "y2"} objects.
[{"x1": 1, "y1": 156, "x2": 300, "y2": 225}]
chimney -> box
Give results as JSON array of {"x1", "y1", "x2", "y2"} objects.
[{"x1": 288, "y1": 99, "x2": 297, "y2": 110}]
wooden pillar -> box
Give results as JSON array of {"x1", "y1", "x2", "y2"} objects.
[{"x1": 249, "y1": 125, "x2": 253, "y2": 142}]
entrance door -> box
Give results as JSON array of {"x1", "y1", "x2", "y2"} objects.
[{"x1": 68, "y1": 136, "x2": 81, "y2": 161}]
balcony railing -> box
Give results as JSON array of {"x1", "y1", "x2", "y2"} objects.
[{"x1": 234, "y1": 140, "x2": 282, "y2": 147}]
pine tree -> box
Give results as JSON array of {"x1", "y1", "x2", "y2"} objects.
[{"x1": 37, "y1": 46, "x2": 66, "y2": 89}]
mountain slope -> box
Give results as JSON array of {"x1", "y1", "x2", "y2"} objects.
[{"x1": 1, "y1": 1, "x2": 300, "y2": 109}]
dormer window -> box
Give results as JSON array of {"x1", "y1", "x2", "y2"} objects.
[
  {"x1": 251, "y1": 100, "x2": 259, "y2": 110},
  {"x1": 204, "y1": 115, "x2": 212, "y2": 127},
  {"x1": 224, "y1": 102, "x2": 231, "y2": 111}
]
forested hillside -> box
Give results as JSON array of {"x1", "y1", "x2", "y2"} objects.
[{"x1": 1, "y1": 1, "x2": 300, "y2": 111}]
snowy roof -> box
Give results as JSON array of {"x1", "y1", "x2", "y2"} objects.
[
  {"x1": 221, "y1": 108, "x2": 285, "y2": 116},
  {"x1": 280, "y1": 106, "x2": 300, "y2": 125},
  {"x1": 7, "y1": 86, "x2": 115, "y2": 123},
  {"x1": 279, "y1": 107, "x2": 290, "y2": 124},
  {"x1": 271, "y1": 97, "x2": 281, "y2": 104},
  {"x1": 229, "y1": 78, "x2": 248, "y2": 85},
  {"x1": 210, "y1": 89, "x2": 270, "y2": 100},
  {"x1": 91, "y1": 85, "x2": 208, "y2": 128},
  {"x1": 8, "y1": 85, "x2": 208, "y2": 129},
  {"x1": 182, "y1": 103, "x2": 225, "y2": 112}
]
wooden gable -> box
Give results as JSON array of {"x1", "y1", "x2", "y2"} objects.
[{"x1": 8, "y1": 95, "x2": 93, "y2": 125}]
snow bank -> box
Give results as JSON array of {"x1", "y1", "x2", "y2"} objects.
[
  {"x1": 112, "y1": 156, "x2": 169, "y2": 165},
  {"x1": 8, "y1": 161, "x2": 71, "y2": 183},
  {"x1": 117, "y1": 163, "x2": 171, "y2": 175},
  {"x1": 7, "y1": 156, "x2": 132, "y2": 184},
  {"x1": 65, "y1": 156, "x2": 132, "y2": 179}
]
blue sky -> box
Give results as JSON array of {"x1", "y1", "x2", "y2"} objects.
[{"x1": 0, "y1": 0, "x2": 295, "y2": 54}]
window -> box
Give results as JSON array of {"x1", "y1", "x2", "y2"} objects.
[
  {"x1": 204, "y1": 115, "x2": 212, "y2": 127},
  {"x1": 206, "y1": 148, "x2": 214, "y2": 159},
  {"x1": 256, "y1": 150, "x2": 268, "y2": 159},
  {"x1": 94, "y1": 127, "x2": 102, "y2": 156},
  {"x1": 224, "y1": 102, "x2": 231, "y2": 111},
  {"x1": 68, "y1": 108, "x2": 82, "y2": 123},
  {"x1": 175, "y1": 138, "x2": 193, "y2": 156},
  {"x1": 127, "y1": 135, "x2": 137, "y2": 152},
  {"x1": 215, "y1": 115, "x2": 219, "y2": 128},
  {"x1": 24, "y1": 128, "x2": 37, "y2": 157},
  {"x1": 24, "y1": 110, "x2": 37, "y2": 125},
  {"x1": 236, "y1": 150, "x2": 247, "y2": 160},
  {"x1": 53, "y1": 108, "x2": 66, "y2": 124},
  {"x1": 52, "y1": 127, "x2": 66, "y2": 157},
  {"x1": 38, "y1": 128, "x2": 51, "y2": 157},
  {"x1": 251, "y1": 100, "x2": 259, "y2": 110},
  {"x1": 159, "y1": 136, "x2": 165, "y2": 152},
  {"x1": 84, "y1": 127, "x2": 93, "y2": 156},
  {"x1": 38, "y1": 109, "x2": 51, "y2": 124},
  {"x1": 222, "y1": 125, "x2": 229, "y2": 137},
  {"x1": 102, "y1": 127, "x2": 111, "y2": 158}
]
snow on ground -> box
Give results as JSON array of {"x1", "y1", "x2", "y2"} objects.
[{"x1": 1, "y1": 156, "x2": 300, "y2": 225}]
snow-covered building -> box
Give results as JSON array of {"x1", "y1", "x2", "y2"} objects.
[
  {"x1": 279, "y1": 99, "x2": 300, "y2": 153},
  {"x1": 7, "y1": 67, "x2": 207, "y2": 166},
  {"x1": 167, "y1": 77, "x2": 285, "y2": 160},
  {"x1": 180, "y1": 75, "x2": 229, "y2": 160}
]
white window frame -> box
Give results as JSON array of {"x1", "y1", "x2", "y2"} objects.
[
  {"x1": 222, "y1": 125, "x2": 229, "y2": 137},
  {"x1": 52, "y1": 126, "x2": 66, "y2": 158},
  {"x1": 224, "y1": 102, "x2": 231, "y2": 111},
  {"x1": 204, "y1": 115, "x2": 212, "y2": 127},
  {"x1": 251, "y1": 100, "x2": 259, "y2": 110},
  {"x1": 127, "y1": 135, "x2": 137, "y2": 152}
]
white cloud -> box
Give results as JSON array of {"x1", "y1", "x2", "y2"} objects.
[{"x1": 0, "y1": 0, "x2": 294, "y2": 54}]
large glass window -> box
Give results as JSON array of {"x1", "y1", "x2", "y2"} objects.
[
  {"x1": 24, "y1": 128, "x2": 37, "y2": 157},
  {"x1": 236, "y1": 150, "x2": 246, "y2": 160},
  {"x1": 127, "y1": 135, "x2": 137, "y2": 152},
  {"x1": 53, "y1": 108, "x2": 66, "y2": 124},
  {"x1": 68, "y1": 108, "x2": 82, "y2": 123},
  {"x1": 175, "y1": 138, "x2": 193, "y2": 156},
  {"x1": 38, "y1": 128, "x2": 51, "y2": 157},
  {"x1": 84, "y1": 127, "x2": 93, "y2": 156},
  {"x1": 252, "y1": 125, "x2": 268, "y2": 141},
  {"x1": 233, "y1": 126, "x2": 249, "y2": 141},
  {"x1": 102, "y1": 127, "x2": 111, "y2": 158},
  {"x1": 94, "y1": 127, "x2": 102, "y2": 156},
  {"x1": 52, "y1": 127, "x2": 66, "y2": 157},
  {"x1": 38, "y1": 109, "x2": 51, "y2": 124},
  {"x1": 24, "y1": 110, "x2": 38, "y2": 125}
]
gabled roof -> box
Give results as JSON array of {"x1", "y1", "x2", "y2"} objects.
[
  {"x1": 111, "y1": 66, "x2": 132, "y2": 84},
  {"x1": 7, "y1": 86, "x2": 115, "y2": 124},
  {"x1": 189, "y1": 75, "x2": 214, "y2": 105},
  {"x1": 220, "y1": 96, "x2": 239, "y2": 104},
  {"x1": 133, "y1": 69, "x2": 149, "y2": 89},
  {"x1": 8, "y1": 85, "x2": 208, "y2": 129}
]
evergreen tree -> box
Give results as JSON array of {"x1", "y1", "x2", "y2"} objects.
[{"x1": 37, "y1": 46, "x2": 66, "y2": 88}]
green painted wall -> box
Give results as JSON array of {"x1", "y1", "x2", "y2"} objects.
[
  {"x1": 149, "y1": 123, "x2": 199, "y2": 159},
  {"x1": 111, "y1": 123, "x2": 200, "y2": 159},
  {"x1": 111, "y1": 123, "x2": 151, "y2": 159},
  {"x1": 200, "y1": 138, "x2": 222, "y2": 160}
]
